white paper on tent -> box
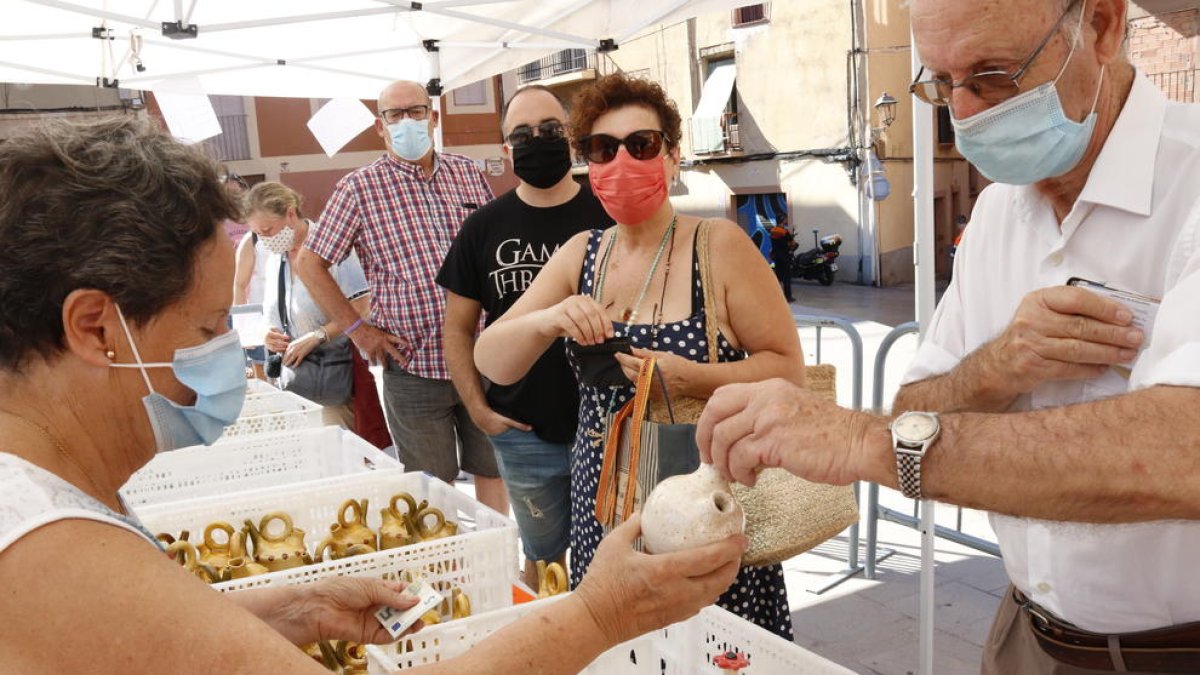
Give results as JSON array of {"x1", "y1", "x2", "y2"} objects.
[
  {"x1": 150, "y1": 77, "x2": 222, "y2": 144},
  {"x1": 691, "y1": 64, "x2": 737, "y2": 154},
  {"x1": 307, "y1": 98, "x2": 376, "y2": 157}
]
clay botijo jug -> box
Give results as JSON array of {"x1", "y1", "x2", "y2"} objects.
[
  {"x1": 244, "y1": 512, "x2": 311, "y2": 572},
  {"x1": 198, "y1": 521, "x2": 245, "y2": 572},
  {"x1": 640, "y1": 463, "x2": 744, "y2": 555},
  {"x1": 226, "y1": 556, "x2": 270, "y2": 579},
  {"x1": 379, "y1": 492, "x2": 419, "y2": 550},
  {"x1": 412, "y1": 504, "x2": 457, "y2": 542}
]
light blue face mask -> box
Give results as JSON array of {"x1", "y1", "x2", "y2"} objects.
[
  {"x1": 952, "y1": 10, "x2": 1105, "y2": 186},
  {"x1": 110, "y1": 307, "x2": 246, "y2": 451},
  {"x1": 388, "y1": 118, "x2": 433, "y2": 162}
]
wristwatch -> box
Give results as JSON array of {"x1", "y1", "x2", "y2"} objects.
[
  {"x1": 889, "y1": 411, "x2": 941, "y2": 499},
  {"x1": 313, "y1": 327, "x2": 329, "y2": 345}
]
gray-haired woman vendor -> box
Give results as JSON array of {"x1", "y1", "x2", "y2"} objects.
[{"x1": 0, "y1": 117, "x2": 744, "y2": 674}]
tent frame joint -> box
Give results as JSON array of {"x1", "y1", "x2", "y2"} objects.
[
  {"x1": 161, "y1": 21, "x2": 198, "y2": 40},
  {"x1": 423, "y1": 39, "x2": 440, "y2": 52},
  {"x1": 598, "y1": 38, "x2": 618, "y2": 53},
  {"x1": 95, "y1": 76, "x2": 119, "y2": 88},
  {"x1": 410, "y1": 1, "x2": 423, "y2": 10},
  {"x1": 91, "y1": 27, "x2": 115, "y2": 40},
  {"x1": 426, "y1": 78, "x2": 444, "y2": 96}
]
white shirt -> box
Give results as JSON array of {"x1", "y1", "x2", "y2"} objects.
[
  {"x1": 262, "y1": 222, "x2": 369, "y2": 339},
  {"x1": 0, "y1": 453, "x2": 159, "y2": 554},
  {"x1": 902, "y1": 72, "x2": 1200, "y2": 633}
]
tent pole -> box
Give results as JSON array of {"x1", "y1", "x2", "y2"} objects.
[
  {"x1": 427, "y1": 43, "x2": 445, "y2": 152},
  {"x1": 911, "y1": 25, "x2": 937, "y2": 675}
]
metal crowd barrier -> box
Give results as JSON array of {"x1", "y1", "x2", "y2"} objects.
[
  {"x1": 794, "y1": 314, "x2": 865, "y2": 594},
  {"x1": 864, "y1": 322, "x2": 1000, "y2": 581}
]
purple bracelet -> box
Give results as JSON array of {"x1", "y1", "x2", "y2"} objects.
[{"x1": 344, "y1": 318, "x2": 365, "y2": 335}]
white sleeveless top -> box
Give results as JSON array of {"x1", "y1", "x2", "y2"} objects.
[{"x1": 0, "y1": 453, "x2": 160, "y2": 555}]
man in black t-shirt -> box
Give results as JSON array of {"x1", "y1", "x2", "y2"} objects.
[{"x1": 437, "y1": 85, "x2": 613, "y2": 587}]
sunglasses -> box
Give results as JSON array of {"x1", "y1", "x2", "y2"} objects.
[
  {"x1": 505, "y1": 120, "x2": 566, "y2": 148},
  {"x1": 577, "y1": 129, "x2": 666, "y2": 164}
]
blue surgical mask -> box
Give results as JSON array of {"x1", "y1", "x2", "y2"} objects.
[
  {"x1": 388, "y1": 118, "x2": 432, "y2": 161},
  {"x1": 952, "y1": 12, "x2": 1105, "y2": 185},
  {"x1": 110, "y1": 307, "x2": 246, "y2": 451}
]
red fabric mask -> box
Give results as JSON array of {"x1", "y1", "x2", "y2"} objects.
[{"x1": 588, "y1": 150, "x2": 669, "y2": 225}]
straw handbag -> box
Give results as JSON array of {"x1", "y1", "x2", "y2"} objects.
[{"x1": 643, "y1": 220, "x2": 859, "y2": 567}]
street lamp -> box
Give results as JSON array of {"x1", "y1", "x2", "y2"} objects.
[{"x1": 872, "y1": 92, "x2": 898, "y2": 140}]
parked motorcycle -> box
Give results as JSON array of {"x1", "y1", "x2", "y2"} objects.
[{"x1": 792, "y1": 229, "x2": 842, "y2": 287}]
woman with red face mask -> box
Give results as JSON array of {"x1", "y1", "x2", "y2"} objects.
[{"x1": 474, "y1": 73, "x2": 805, "y2": 639}]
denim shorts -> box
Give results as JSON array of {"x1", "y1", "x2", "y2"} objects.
[{"x1": 487, "y1": 427, "x2": 571, "y2": 562}]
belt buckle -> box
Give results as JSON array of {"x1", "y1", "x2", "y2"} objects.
[{"x1": 1014, "y1": 590, "x2": 1053, "y2": 633}]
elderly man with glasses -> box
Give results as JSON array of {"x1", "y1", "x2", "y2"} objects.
[
  {"x1": 296, "y1": 80, "x2": 509, "y2": 514},
  {"x1": 697, "y1": 0, "x2": 1200, "y2": 672}
]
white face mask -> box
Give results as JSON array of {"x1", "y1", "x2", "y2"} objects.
[{"x1": 259, "y1": 224, "x2": 296, "y2": 255}]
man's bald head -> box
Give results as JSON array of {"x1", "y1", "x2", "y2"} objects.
[{"x1": 379, "y1": 80, "x2": 431, "y2": 111}]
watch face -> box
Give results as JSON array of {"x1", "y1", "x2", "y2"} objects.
[{"x1": 894, "y1": 412, "x2": 937, "y2": 443}]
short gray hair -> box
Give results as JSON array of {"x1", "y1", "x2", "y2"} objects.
[{"x1": 0, "y1": 116, "x2": 238, "y2": 373}]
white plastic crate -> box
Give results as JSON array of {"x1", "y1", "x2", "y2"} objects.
[
  {"x1": 224, "y1": 389, "x2": 323, "y2": 437},
  {"x1": 366, "y1": 595, "x2": 855, "y2": 674},
  {"x1": 121, "y1": 426, "x2": 402, "y2": 507},
  {"x1": 134, "y1": 471, "x2": 519, "y2": 615},
  {"x1": 245, "y1": 378, "x2": 278, "y2": 396}
]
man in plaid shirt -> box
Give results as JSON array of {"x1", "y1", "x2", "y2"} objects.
[{"x1": 296, "y1": 80, "x2": 508, "y2": 512}]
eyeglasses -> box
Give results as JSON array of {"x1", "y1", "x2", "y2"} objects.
[
  {"x1": 909, "y1": 0, "x2": 1081, "y2": 108},
  {"x1": 505, "y1": 120, "x2": 566, "y2": 148},
  {"x1": 378, "y1": 105, "x2": 431, "y2": 124},
  {"x1": 577, "y1": 130, "x2": 666, "y2": 164}
]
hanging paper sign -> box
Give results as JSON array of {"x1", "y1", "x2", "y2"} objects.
[
  {"x1": 307, "y1": 98, "x2": 376, "y2": 157},
  {"x1": 150, "y1": 76, "x2": 221, "y2": 144}
]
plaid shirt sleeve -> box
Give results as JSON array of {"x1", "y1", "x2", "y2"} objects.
[{"x1": 308, "y1": 175, "x2": 361, "y2": 265}]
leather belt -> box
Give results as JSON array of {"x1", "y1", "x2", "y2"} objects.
[{"x1": 1014, "y1": 589, "x2": 1200, "y2": 672}]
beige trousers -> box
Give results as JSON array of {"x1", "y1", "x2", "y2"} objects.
[{"x1": 982, "y1": 587, "x2": 1169, "y2": 675}]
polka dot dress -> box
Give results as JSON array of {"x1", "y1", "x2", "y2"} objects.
[{"x1": 566, "y1": 228, "x2": 794, "y2": 641}]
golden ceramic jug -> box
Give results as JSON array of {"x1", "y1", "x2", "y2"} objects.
[
  {"x1": 450, "y1": 588, "x2": 471, "y2": 620},
  {"x1": 537, "y1": 560, "x2": 568, "y2": 599},
  {"x1": 226, "y1": 556, "x2": 270, "y2": 579},
  {"x1": 318, "y1": 499, "x2": 378, "y2": 561},
  {"x1": 412, "y1": 505, "x2": 457, "y2": 542},
  {"x1": 165, "y1": 540, "x2": 223, "y2": 583},
  {"x1": 336, "y1": 641, "x2": 369, "y2": 674},
  {"x1": 198, "y1": 521, "x2": 245, "y2": 572},
  {"x1": 244, "y1": 512, "x2": 311, "y2": 572},
  {"x1": 379, "y1": 492, "x2": 420, "y2": 550}
]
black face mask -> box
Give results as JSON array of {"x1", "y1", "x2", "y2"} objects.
[{"x1": 512, "y1": 136, "x2": 572, "y2": 189}]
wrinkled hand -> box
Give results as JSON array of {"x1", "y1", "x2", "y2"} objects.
[
  {"x1": 283, "y1": 332, "x2": 322, "y2": 368},
  {"x1": 349, "y1": 324, "x2": 409, "y2": 368},
  {"x1": 980, "y1": 286, "x2": 1142, "y2": 401},
  {"x1": 697, "y1": 378, "x2": 869, "y2": 487},
  {"x1": 539, "y1": 295, "x2": 613, "y2": 346},
  {"x1": 575, "y1": 514, "x2": 745, "y2": 645},
  {"x1": 471, "y1": 405, "x2": 532, "y2": 436},
  {"x1": 265, "y1": 327, "x2": 291, "y2": 354},
  {"x1": 615, "y1": 348, "x2": 692, "y2": 395},
  {"x1": 294, "y1": 577, "x2": 421, "y2": 645}
]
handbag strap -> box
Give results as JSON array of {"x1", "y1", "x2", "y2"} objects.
[
  {"x1": 595, "y1": 356, "x2": 671, "y2": 525},
  {"x1": 276, "y1": 257, "x2": 291, "y2": 337},
  {"x1": 696, "y1": 220, "x2": 719, "y2": 364}
]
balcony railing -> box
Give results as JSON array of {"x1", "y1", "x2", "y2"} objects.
[
  {"x1": 517, "y1": 49, "x2": 596, "y2": 84},
  {"x1": 1149, "y1": 69, "x2": 1196, "y2": 103}
]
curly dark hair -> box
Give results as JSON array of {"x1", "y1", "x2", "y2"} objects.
[
  {"x1": 0, "y1": 116, "x2": 238, "y2": 373},
  {"x1": 568, "y1": 73, "x2": 683, "y2": 153}
]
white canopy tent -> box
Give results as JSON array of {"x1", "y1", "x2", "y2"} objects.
[{"x1": 0, "y1": 0, "x2": 749, "y2": 99}]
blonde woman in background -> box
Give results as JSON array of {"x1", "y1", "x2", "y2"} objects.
[{"x1": 245, "y1": 182, "x2": 369, "y2": 428}]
